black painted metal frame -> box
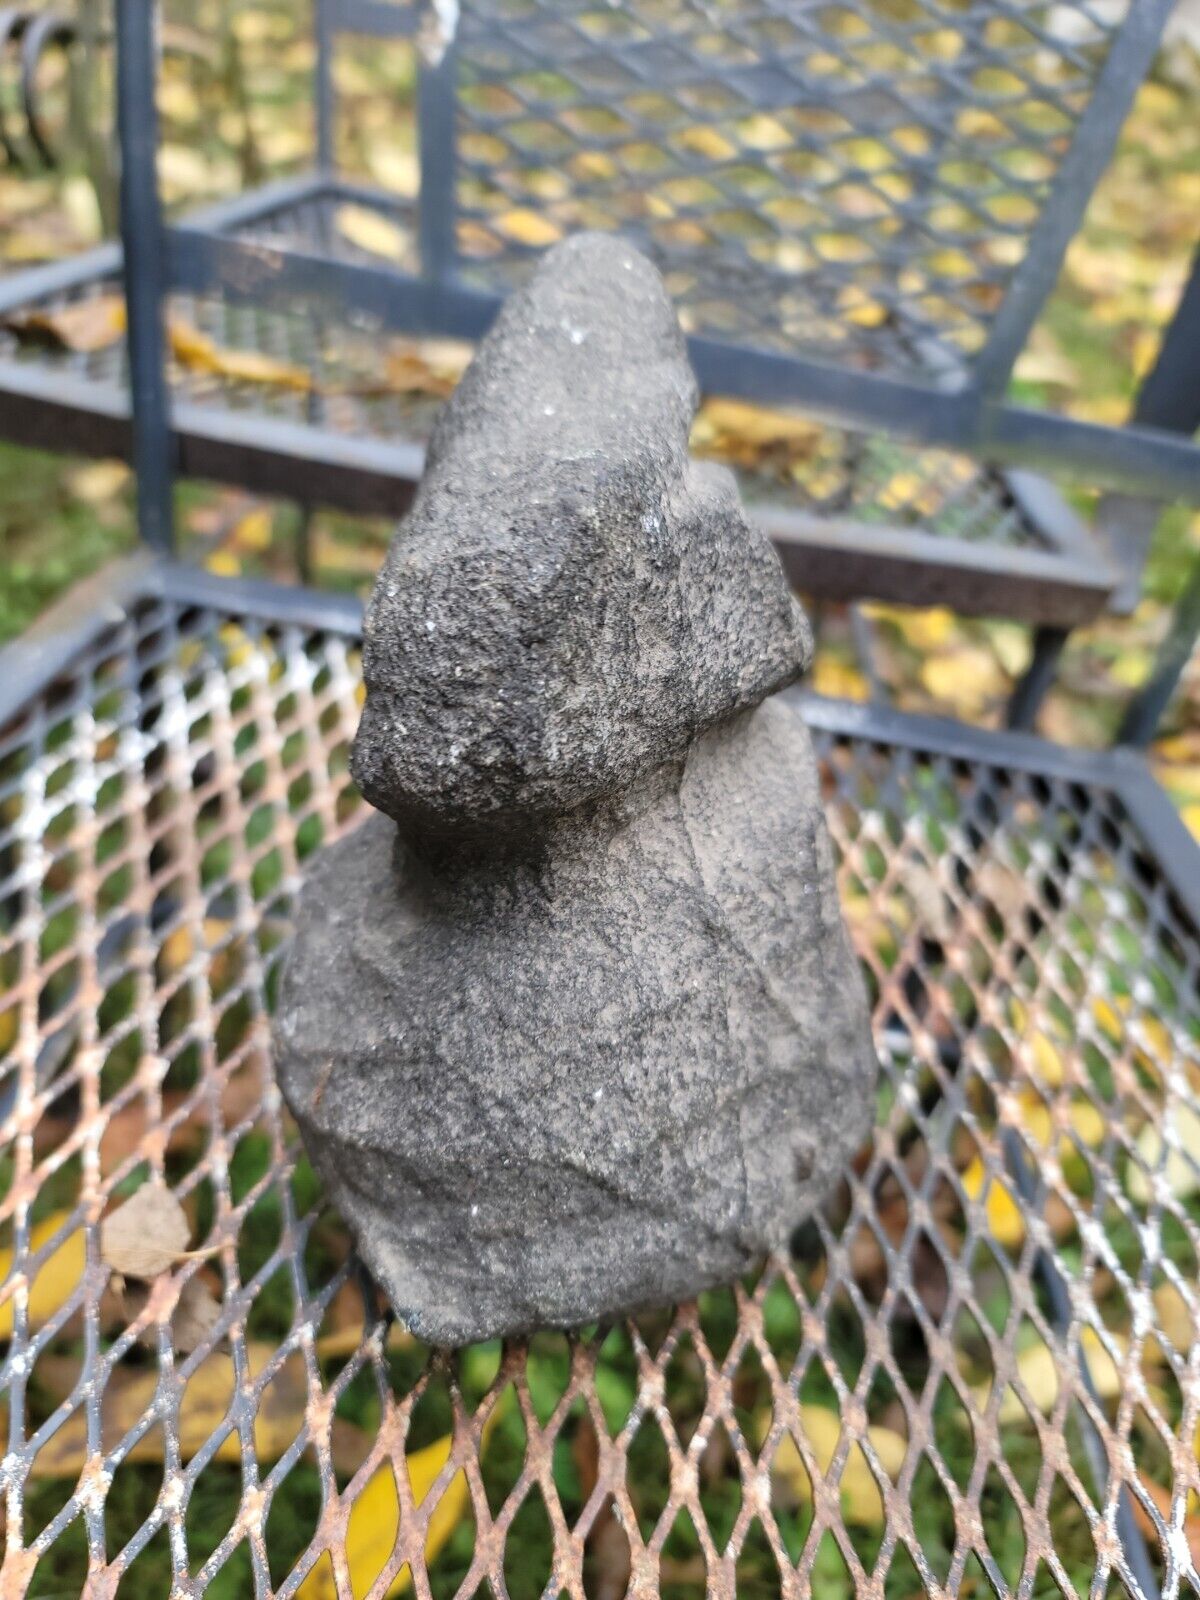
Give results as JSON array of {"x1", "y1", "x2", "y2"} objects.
[{"x1": 0, "y1": 170, "x2": 1125, "y2": 635}]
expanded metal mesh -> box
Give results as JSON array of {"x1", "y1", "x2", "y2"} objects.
[
  {"x1": 450, "y1": 0, "x2": 1121, "y2": 378},
  {"x1": 0, "y1": 250, "x2": 1038, "y2": 550},
  {"x1": 2, "y1": 580, "x2": 1199, "y2": 1597}
]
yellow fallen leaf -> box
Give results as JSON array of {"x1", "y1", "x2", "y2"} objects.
[
  {"x1": 983, "y1": 1329, "x2": 1119, "y2": 1427},
  {"x1": 336, "y1": 204, "x2": 411, "y2": 261},
  {"x1": 367, "y1": 143, "x2": 419, "y2": 195},
  {"x1": 961, "y1": 1158, "x2": 1024, "y2": 1247},
  {"x1": 1080, "y1": 1326, "x2": 1123, "y2": 1399},
  {"x1": 158, "y1": 77, "x2": 202, "y2": 122},
  {"x1": 1003, "y1": 1342, "x2": 1058, "y2": 1419},
  {"x1": 771, "y1": 1406, "x2": 906, "y2": 1526},
  {"x1": 1109, "y1": 651, "x2": 1151, "y2": 690},
  {"x1": 811, "y1": 658, "x2": 870, "y2": 702},
  {"x1": 297, "y1": 1404, "x2": 502, "y2": 1599},
  {"x1": 1157, "y1": 762, "x2": 1200, "y2": 799},
  {"x1": 844, "y1": 301, "x2": 888, "y2": 328},
  {"x1": 986, "y1": 621, "x2": 1031, "y2": 679},
  {"x1": 267, "y1": 115, "x2": 320, "y2": 158},
  {"x1": 1014, "y1": 343, "x2": 1080, "y2": 388},
  {"x1": 1092, "y1": 994, "x2": 1128, "y2": 1043},
  {"x1": 1013, "y1": 1089, "x2": 1052, "y2": 1147},
  {"x1": 206, "y1": 551, "x2": 242, "y2": 578},
  {"x1": 1067, "y1": 1096, "x2": 1106, "y2": 1149},
  {"x1": 100, "y1": 1182, "x2": 190, "y2": 1280},
  {"x1": 1011, "y1": 1081, "x2": 1105, "y2": 1163},
  {"x1": 2, "y1": 230, "x2": 69, "y2": 264},
  {"x1": 68, "y1": 460, "x2": 131, "y2": 504},
  {"x1": 2, "y1": 295, "x2": 126, "y2": 353},
  {"x1": 1126, "y1": 1105, "x2": 1200, "y2": 1205},
  {"x1": 1138, "y1": 1014, "x2": 1174, "y2": 1067},
  {"x1": 698, "y1": 398, "x2": 824, "y2": 452},
  {"x1": 1155, "y1": 732, "x2": 1200, "y2": 764},
  {"x1": 219, "y1": 623, "x2": 257, "y2": 671},
  {"x1": 1153, "y1": 1282, "x2": 1195, "y2": 1351},
  {"x1": 0, "y1": 1212, "x2": 86, "y2": 1338},
  {"x1": 1030, "y1": 1032, "x2": 1064, "y2": 1089},
  {"x1": 169, "y1": 320, "x2": 312, "y2": 391},
  {"x1": 233, "y1": 507, "x2": 274, "y2": 553},
  {"x1": 872, "y1": 605, "x2": 957, "y2": 652},
  {"x1": 676, "y1": 125, "x2": 737, "y2": 161},
  {"x1": 62, "y1": 175, "x2": 103, "y2": 245},
  {"x1": 493, "y1": 208, "x2": 561, "y2": 248},
  {"x1": 569, "y1": 151, "x2": 617, "y2": 183},
  {"x1": 22, "y1": 1344, "x2": 363, "y2": 1478},
  {"x1": 736, "y1": 115, "x2": 792, "y2": 152},
  {"x1": 159, "y1": 143, "x2": 227, "y2": 199},
  {"x1": 919, "y1": 648, "x2": 1005, "y2": 713},
  {"x1": 1185, "y1": 805, "x2": 1200, "y2": 841},
  {"x1": 231, "y1": 7, "x2": 291, "y2": 42},
  {"x1": 380, "y1": 346, "x2": 463, "y2": 399}
]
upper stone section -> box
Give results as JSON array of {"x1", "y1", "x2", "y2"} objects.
[{"x1": 352, "y1": 232, "x2": 813, "y2": 836}]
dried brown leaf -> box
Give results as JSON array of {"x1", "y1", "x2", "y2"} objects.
[
  {"x1": 173, "y1": 1275, "x2": 223, "y2": 1354},
  {"x1": 2, "y1": 295, "x2": 126, "y2": 353},
  {"x1": 100, "y1": 1182, "x2": 191, "y2": 1280},
  {"x1": 974, "y1": 860, "x2": 1030, "y2": 923},
  {"x1": 905, "y1": 862, "x2": 953, "y2": 943}
]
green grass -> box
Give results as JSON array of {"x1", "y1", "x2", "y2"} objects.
[{"x1": 0, "y1": 444, "x2": 135, "y2": 643}]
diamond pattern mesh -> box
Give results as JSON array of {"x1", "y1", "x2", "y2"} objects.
[
  {"x1": 450, "y1": 0, "x2": 1121, "y2": 377},
  {"x1": 0, "y1": 251, "x2": 1041, "y2": 550},
  {"x1": 2, "y1": 581, "x2": 1198, "y2": 1596}
]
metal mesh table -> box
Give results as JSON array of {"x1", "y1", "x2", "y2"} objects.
[
  {"x1": 2, "y1": 557, "x2": 1199, "y2": 1598},
  {"x1": 0, "y1": 227, "x2": 1112, "y2": 627}
]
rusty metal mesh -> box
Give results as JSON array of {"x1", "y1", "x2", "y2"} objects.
[{"x1": 2, "y1": 585, "x2": 1199, "y2": 1598}]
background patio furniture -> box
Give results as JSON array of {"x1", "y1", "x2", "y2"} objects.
[{"x1": 1, "y1": 0, "x2": 1198, "y2": 721}]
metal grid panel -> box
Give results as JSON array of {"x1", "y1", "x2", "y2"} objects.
[
  {"x1": 730, "y1": 430, "x2": 1036, "y2": 546},
  {"x1": 2, "y1": 574, "x2": 1198, "y2": 1596},
  {"x1": 0, "y1": 248, "x2": 1039, "y2": 549},
  {"x1": 451, "y1": 0, "x2": 1120, "y2": 378}
]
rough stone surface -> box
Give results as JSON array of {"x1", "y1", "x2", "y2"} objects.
[{"x1": 274, "y1": 233, "x2": 877, "y2": 1346}]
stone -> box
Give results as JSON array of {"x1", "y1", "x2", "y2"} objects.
[{"x1": 274, "y1": 233, "x2": 877, "y2": 1346}]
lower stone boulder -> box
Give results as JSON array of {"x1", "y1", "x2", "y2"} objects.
[{"x1": 275, "y1": 697, "x2": 875, "y2": 1345}]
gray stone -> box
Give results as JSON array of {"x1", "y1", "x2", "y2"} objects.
[{"x1": 274, "y1": 233, "x2": 877, "y2": 1346}]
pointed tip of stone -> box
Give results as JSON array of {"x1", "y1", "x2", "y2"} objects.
[{"x1": 352, "y1": 234, "x2": 813, "y2": 836}]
